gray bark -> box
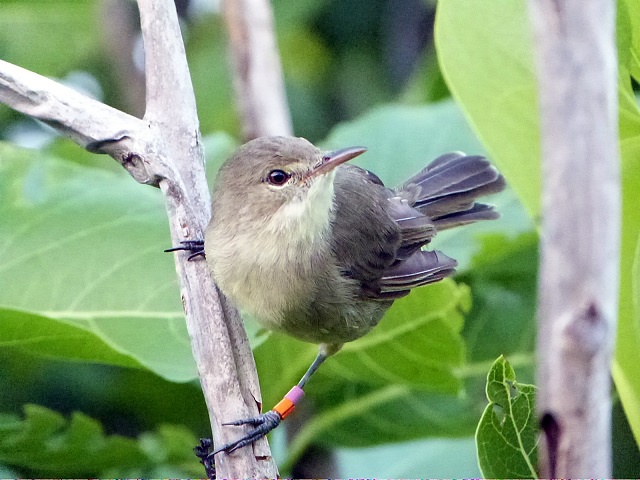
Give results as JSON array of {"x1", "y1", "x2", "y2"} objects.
[{"x1": 528, "y1": 0, "x2": 621, "y2": 477}]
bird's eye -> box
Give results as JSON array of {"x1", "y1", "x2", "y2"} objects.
[{"x1": 266, "y1": 169, "x2": 291, "y2": 186}]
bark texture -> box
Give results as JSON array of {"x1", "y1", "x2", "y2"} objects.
[{"x1": 528, "y1": 0, "x2": 621, "y2": 477}]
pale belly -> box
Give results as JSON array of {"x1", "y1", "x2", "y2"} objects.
[{"x1": 206, "y1": 230, "x2": 389, "y2": 344}]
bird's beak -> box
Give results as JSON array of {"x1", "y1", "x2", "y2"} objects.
[{"x1": 310, "y1": 146, "x2": 367, "y2": 178}]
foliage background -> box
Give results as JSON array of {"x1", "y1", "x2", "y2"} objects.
[{"x1": 0, "y1": 0, "x2": 639, "y2": 477}]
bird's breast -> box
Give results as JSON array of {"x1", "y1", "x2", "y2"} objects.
[{"x1": 205, "y1": 215, "x2": 331, "y2": 329}]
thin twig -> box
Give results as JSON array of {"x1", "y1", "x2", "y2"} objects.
[{"x1": 528, "y1": 0, "x2": 620, "y2": 477}]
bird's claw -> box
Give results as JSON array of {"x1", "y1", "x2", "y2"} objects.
[
  {"x1": 194, "y1": 438, "x2": 216, "y2": 479},
  {"x1": 209, "y1": 410, "x2": 282, "y2": 456},
  {"x1": 164, "y1": 239, "x2": 205, "y2": 260}
]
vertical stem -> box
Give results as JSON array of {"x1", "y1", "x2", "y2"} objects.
[
  {"x1": 137, "y1": 1, "x2": 277, "y2": 477},
  {"x1": 528, "y1": 0, "x2": 620, "y2": 477},
  {"x1": 221, "y1": 0, "x2": 293, "y2": 139}
]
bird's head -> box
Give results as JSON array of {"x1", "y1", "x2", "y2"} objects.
[{"x1": 212, "y1": 136, "x2": 366, "y2": 234}]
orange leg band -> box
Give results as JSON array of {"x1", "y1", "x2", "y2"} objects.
[{"x1": 273, "y1": 398, "x2": 296, "y2": 419}]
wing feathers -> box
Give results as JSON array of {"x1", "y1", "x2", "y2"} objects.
[
  {"x1": 376, "y1": 250, "x2": 457, "y2": 297},
  {"x1": 332, "y1": 153, "x2": 505, "y2": 302}
]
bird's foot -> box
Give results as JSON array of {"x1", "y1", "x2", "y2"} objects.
[
  {"x1": 210, "y1": 410, "x2": 282, "y2": 456},
  {"x1": 194, "y1": 438, "x2": 216, "y2": 479},
  {"x1": 209, "y1": 386, "x2": 304, "y2": 456},
  {"x1": 164, "y1": 239, "x2": 205, "y2": 260}
]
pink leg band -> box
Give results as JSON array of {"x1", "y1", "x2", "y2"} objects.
[{"x1": 285, "y1": 385, "x2": 305, "y2": 404}]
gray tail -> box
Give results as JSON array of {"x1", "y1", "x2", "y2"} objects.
[{"x1": 396, "y1": 152, "x2": 506, "y2": 230}]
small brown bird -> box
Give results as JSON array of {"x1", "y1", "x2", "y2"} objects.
[{"x1": 169, "y1": 135, "x2": 505, "y2": 458}]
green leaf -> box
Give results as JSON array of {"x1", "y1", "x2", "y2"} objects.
[
  {"x1": 613, "y1": 135, "x2": 640, "y2": 448},
  {"x1": 460, "y1": 232, "x2": 538, "y2": 364},
  {"x1": 435, "y1": 0, "x2": 540, "y2": 218},
  {"x1": 0, "y1": 308, "x2": 141, "y2": 369},
  {"x1": 336, "y1": 437, "x2": 481, "y2": 478},
  {"x1": 435, "y1": 0, "x2": 640, "y2": 216},
  {"x1": 621, "y1": 0, "x2": 640, "y2": 83},
  {"x1": 323, "y1": 280, "x2": 468, "y2": 394},
  {"x1": 476, "y1": 355, "x2": 538, "y2": 479},
  {"x1": 0, "y1": 142, "x2": 195, "y2": 382},
  {"x1": 0, "y1": 404, "x2": 202, "y2": 478},
  {"x1": 616, "y1": 0, "x2": 640, "y2": 140},
  {"x1": 0, "y1": 134, "x2": 241, "y2": 382}
]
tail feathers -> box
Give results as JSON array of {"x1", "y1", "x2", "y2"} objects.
[
  {"x1": 397, "y1": 152, "x2": 506, "y2": 230},
  {"x1": 432, "y1": 202, "x2": 499, "y2": 230}
]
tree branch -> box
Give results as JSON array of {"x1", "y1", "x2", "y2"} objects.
[
  {"x1": 528, "y1": 0, "x2": 620, "y2": 477},
  {"x1": 137, "y1": 1, "x2": 276, "y2": 477},
  {"x1": 0, "y1": 1, "x2": 277, "y2": 477},
  {"x1": 0, "y1": 60, "x2": 154, "y2": 180},
  {"x1": 221, "y1": 0, "x2": 293, "y2": 139}
]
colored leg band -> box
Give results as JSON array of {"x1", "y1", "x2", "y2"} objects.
[{"x1": 272, "y1": 386, "x2": 305, "y2": 419}]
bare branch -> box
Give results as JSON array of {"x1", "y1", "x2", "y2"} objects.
[
  {"x1": 139, "y1": 0, "x2": 209, "y2": 218},
  {"x1": 222, "y1": 0, "x2": 293, "y2": 139},
  {"x1": 528, "y1": 0, "x2": 620, "y2": 477},
  {"x1": 0, "y1": 60, "x2": 159, "y2": 182}
]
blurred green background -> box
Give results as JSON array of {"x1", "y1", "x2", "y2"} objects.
[{"x1": 0, "y1": 0, "x2": 639, "y2": 477}]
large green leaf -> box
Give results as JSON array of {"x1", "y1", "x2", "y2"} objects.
[
  {"x1": 0, "y1": 308, "x2": 141, "y2": 369},
  {"x1": 435, "y1": 0, "x2": 540, "y2": 218},
  {"x1": 436, "y1": 0, "x2": 640, "y2": 448},
  {"x1": 336, "y1": 437, "x2": 481, "y2": 478},
  {"x1": 476, "y1": 356, "x2": 538, "y2": 479},
  {"x1": 460, "y1": 232, "x2": 538, "y2": 365},
  {"x1": 622, "y1": 0, "x2": 640, "y2": 82},
  {"x1": 614, "y1": 136, "x2": 640, "y2": 448},
  {"x1": 436, "y1": 0, "x2": 640, "y2": 213},
  {"x1": 0, "y1": 143, "x2": 195, "y2": 382},
  {"x1": 0, "y1": 133, "x2": 239, "y2": 381}
]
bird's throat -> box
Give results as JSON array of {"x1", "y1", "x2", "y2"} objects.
[{"x1": 266, "y1": 171, "x2": 336, "y2": 241}]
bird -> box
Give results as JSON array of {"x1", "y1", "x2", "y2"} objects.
[{"x1": 168, "y1": 135, "x2": 506, "y2": 459}]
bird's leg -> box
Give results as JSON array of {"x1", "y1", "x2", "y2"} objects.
[
  {"x1": 297, "y1": 348, "x2": 329, "y2": 389},
  {"x1": 164, "y1": 239, "x2": 205, "y2": 260},
  {"x1": 204, "y1": 347, "x2": 337, "y2": 459}
]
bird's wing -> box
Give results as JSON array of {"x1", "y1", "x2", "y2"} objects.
[{"x1": 332, "y1": 165, "x2": 456, "y2": 300}]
